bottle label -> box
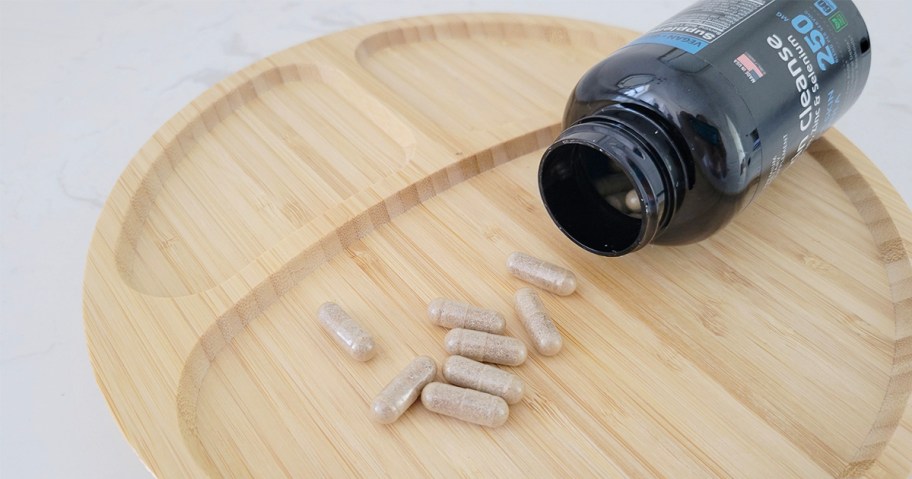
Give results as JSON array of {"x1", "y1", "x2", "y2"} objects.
[
  {"x1": 630, "y1": 0, "x2": 869, "y2": 193},
  {"x1": 631, "y1": 0, "x2": 772, "y2": 54}
]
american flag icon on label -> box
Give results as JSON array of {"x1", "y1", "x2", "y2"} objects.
[{"x1": 734, "y1": 52, "x2": 766, "y2": 83}]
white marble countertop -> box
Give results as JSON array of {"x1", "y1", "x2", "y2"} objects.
[{"x1": 1, "y1": 1, "x2": 909, "y2": 477}]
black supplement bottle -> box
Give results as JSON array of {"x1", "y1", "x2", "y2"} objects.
[{"x1": 539, "y1": 0, "x2": 871, "y2": 256}]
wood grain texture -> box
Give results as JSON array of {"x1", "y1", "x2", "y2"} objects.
[{"x1": 82, "y1": 14, "x2": 912, "y2": 478}]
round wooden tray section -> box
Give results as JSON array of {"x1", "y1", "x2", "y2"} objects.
[{"x1": 83, "y1": 14, "x2": 912, "y2": 478}]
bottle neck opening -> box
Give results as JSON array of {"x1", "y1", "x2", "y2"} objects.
[{"x1": 539, "y1": 116, "x2": 676, "y2": 256}]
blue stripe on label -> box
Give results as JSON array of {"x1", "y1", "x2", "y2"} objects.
[{"x1": 630, "y1": 32, "x2": 709, "y2": 54}]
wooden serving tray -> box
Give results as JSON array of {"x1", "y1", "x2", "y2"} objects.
[{"x1": 83, "y1": 14, "x2": 912, "y2": 478}]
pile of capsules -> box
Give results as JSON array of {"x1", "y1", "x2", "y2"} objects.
[{"x1": 316, "y1": 251, "x2": 577, "y2": 427}]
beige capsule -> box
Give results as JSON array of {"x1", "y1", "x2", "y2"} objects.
[
  {"x1": 427, "y1": 298, "x2": 505, "y2": 334},
  {"x1": 420, "y1": 382, "x2": 509, "y2": 427},
  {"x1": 506, "y1": 251, "x2": 577, "y2": 296},
  {"x1": 371, "y1": 356, "x2": 437, "y2": 424},
  {"x1": 443, "y1": 355, "x2": 524, "y2": 404},
  {"x1": 443, "y1": 328, "x2": 527, "y2": 366},
  {"x1": 317, "y1": 302, "x2": 375, "y2": 361},
  {"x1": 625, "y1": 189, "x2": 642, "y2": 213},
  {"x1": 605, "y1": 193, "x2": 626, "y2": 213},
  {"x1": 514, "y1": 288, "x2": 563, "y2": 356}
]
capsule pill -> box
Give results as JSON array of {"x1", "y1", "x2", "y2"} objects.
[
  {"x1": 625, "y1": 189, "x2": 641, "y2": 213},
  {"x1": 514, "y1": 288, "x2": 563, "y2": 356},
  {"x1": 506, "y1": 251, "x2": 577, "y2": 296},
  {"x1": 420, "y1": 382, "x2": 509, "y2": 427},
  {"x1": 427, "y1": 298, "x2": 505, "y2": 334},
  {"x1": 317, "y1": 302, "x2": 375, "y2": 361},
  {"x1": 443, "y1": 355, "x2": 524, "y2": 404},
  {"x1": 606, "y1": 193, "x2": 626, "y2": 213},
  {"x1": 444, "y1": 328, "x2": 527, "y2": 366},
  {"x1": 371, "y1": 356, "x2": 437, "y2": 424}
]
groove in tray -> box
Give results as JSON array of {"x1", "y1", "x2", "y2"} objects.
[{"x1": 116, "y1": 63, "x2": 415, "y2": 297}]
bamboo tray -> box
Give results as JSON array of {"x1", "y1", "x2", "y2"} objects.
[{"x1": 83, "y1": 14, "x2": 912, "y2": 478}]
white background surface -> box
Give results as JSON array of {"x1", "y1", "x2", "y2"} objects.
[{"x1": 1, "y1": 1, "x2": 909, "y2": 477}]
